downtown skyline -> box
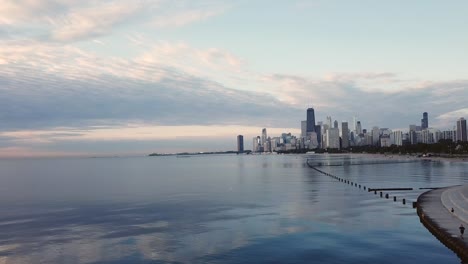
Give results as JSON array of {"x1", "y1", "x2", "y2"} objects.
[
  {"x1": 247, "y1": 108, "x2": 466, "y2": 153},
  {"x1": 0, "y1": 1, "x2": 467, "y2": 157}
]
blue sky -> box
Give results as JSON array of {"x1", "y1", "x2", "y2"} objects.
[{"x1": 0, "y1": 0, "x2": 467, "y2": 157}]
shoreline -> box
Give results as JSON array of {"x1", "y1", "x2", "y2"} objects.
[{"x1": 417, "y1": 187, "x2": 468, "y2": 262}]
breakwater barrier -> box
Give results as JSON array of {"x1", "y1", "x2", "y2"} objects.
[
  {"x1": 309, "y1": 160, "x2": 420, "y2": 167},
  {"x1": 307, "y1": 158, "x2": 468, "y2": 261},
  {"x1": 368, "y1": 188, "x2": 413, "y2": 191},
  {"x1": 306, "y1": 159, "x2": 414, "y2": 207}
]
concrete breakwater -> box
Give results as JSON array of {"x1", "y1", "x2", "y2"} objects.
[{"x1": 417, "y1": 187, "x2": 468, "y2": 262}]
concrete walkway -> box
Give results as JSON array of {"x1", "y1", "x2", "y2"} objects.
[{"x1": 417, "y1": 185, "x2": 468, "y2": 261}]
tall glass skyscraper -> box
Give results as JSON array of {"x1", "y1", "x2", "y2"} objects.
[
  {"x1": 421, "y1": 112, "x2": 428, "y2": 129},
  {"x1": 457, "y1": 117, "x2": 467, "y2": 142},
  {"x1": 306, "y1": 108, "x2": 316, "y2": 133},
  {"x1": 237, "y1": 135, "x2": 244, "y2": 153}
]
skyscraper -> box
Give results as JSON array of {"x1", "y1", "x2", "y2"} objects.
[
  {"x1": 326, "y1": 128, "x2": 340, "y2": 149},
  {"x1": 237, "y1": 135, "x2": 244, "y2": 153},
  {"x1": 356, "y1": 121, "x2": 362, "y2": 135},
  {"x1": 333, "y1": 120, "x2": 338, "y2": 129},
  {"x1": 352, "y1": 116, "x2": 357, "y2": 132},
  {"x1": 306, "y1": 108, "x2": 316, "y2": 133},
  {"x1": 421, "y1": 112, "x2": 428, "y2": 129},
  {"x1": 457, "y1": 117, "x2": 467, "y2": 142},
  {"x1": 326, "y1": 116, "x2": 332, "y2": 128},
  {"x1": 261, "y1": 128, "x2": 267, "y2": 145},
  {"x1": 372, "y1": 126, "x2": 380, "y2": 146},
  {"x1": 341, "y1": 122, "x2": 349, "y2": 148},
  {"x1": 301, "y1": 120, "x2": 307, "y2": 138}
]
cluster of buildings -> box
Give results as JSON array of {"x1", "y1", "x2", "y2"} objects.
[{"x1": 237, "y1": 108, "x2": 468, "y2": 153}]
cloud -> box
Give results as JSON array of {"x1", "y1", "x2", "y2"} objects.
[
  {"x1": 435, "y1": 108, "x2": 468, "y2": 128},
  {"x1": 49, "y1": 1, "x2": 145, "y2": 42},
  {"x1": 0, "y1": 39, "x2": 301, "y2": 133},
  {"x1": 0, "y1": 0, "x2": 226, "y2": 42},
  {"x1": 259, "y1": 72, "x2": 468, "y2": 129},
  {"x1": 152, "y1": 7, "x2": 226, "y2": 28}
]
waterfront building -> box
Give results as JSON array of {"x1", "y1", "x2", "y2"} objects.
[
  {"x1": 333, "y1": 120, "x2": 338, "y2": 129},
  {"x1": 402, "y1": 133, "x2": 410, "y2": 145},
  {"x1": 409, "y1": 126, "x2": 418, "y2": 144},
  {"x1": 264, "y1": 137, "x2": 272, "y2": 152},
  {"x1": 372, "y1": 126, "x2": 380, "y2": 146},
  {"x1": 341, "y1": 122, "x2": 349, "y2": 148},
  {"x1": 307, "y1": 132, "x2": 319, "y2": 149},
  {"x1": 421, "y1": 129, "x2": 434, "y2": 144},
  {"x1": 326, "y1": 116, "x2": 332, "y2": 128},
  {"x1": 306, "y1": 108, "x2": 316, "y2": 133},
  {"x1": 352, "y1": 116, "x2": 357, "y2": 133},
  {"x1": 421, "y1": 112, "x2": 428, "y2": 129},
  {"x1": 253, "y1": 136, "x2": 263, "y2": 152},
  {"x1": 301, "y1": 120, "x2": 307, "y2": 138},
  {"x1": 315, "y1": 125, "x2": 322, "y2": 149},
  {"x1": 261, "y1": 128, "x2": 268, "y2": 146},
  {"x1": 390, "y1": 131, "x2": 403, "y2": 146},
  {"x1": 326, "y1": 127, "x2": 340, "y2": 149},
  {"x1": 237, "y1": 135, "x2": 244, "y2": 153},
  {"x1": 442, "y1": 130, "x2": 457, "y2": 141},
  {"x1": 356, "y1": 121, "x2": 362, "y2": 135},
  {"x1": 457, "y1": 117, "x2": 467, "y2": 142},
  {"x1": 270, "y1": 137, "x2": 280, "y2": 151},
  {"x1": 416, "y1": 131, "x2": 423, "y2": 143},
  {"x1": 380, "y1": 135, "x2": 391, "y2": 147},
  {"x1": 364, "y1": 134, "x2": 373, "y2": 146}
]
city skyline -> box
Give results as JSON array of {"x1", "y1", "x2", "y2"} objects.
[
  {"x1": 248, "y1": 107, "x2": 466, "y2": 153},
  {"x1": 0, "y1": 1, "x2": 467, "y2": 157}
]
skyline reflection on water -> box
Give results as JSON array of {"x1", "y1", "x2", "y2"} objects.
[{"x1": 0, "y1": 154, "x2": 467, "y2": 263}]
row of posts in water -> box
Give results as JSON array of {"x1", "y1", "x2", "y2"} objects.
[{"x1": 308, "y1": 164, "x2": 410, "y2": 206}]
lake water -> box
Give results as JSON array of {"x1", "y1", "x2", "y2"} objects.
[{"x1": 0, "y1": 154, "x2": 467, "y2": 263}]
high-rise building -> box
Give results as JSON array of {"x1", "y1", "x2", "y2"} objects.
[
  {"x1": 457, "y1": 117, "x2": 467, "y2": 142},
  {"x1": 315, "y1": 125, "x2": 322, "y2": 148},
  {"x1": 341, "y1": 122, "x2": 349, "y2": 148},
  {"x1": 333, "y1": 120, "x2": 338, "y2": 129},
  {"x1": 264, "y1": 137, "x2": 272, "y2": 152},
  {"x1": 421, "y1": 129, "x2": 434, "y2": 144},
  {"x1": 409, "y1": 130, "x2": 418, "y2": 145},
  {"x1": 252, "y1": 137, "x2": 258, "y2": 152},
  {"x1": 356, "y1": 121, "x2": 362, "y2": 135},
  {"x1": 352, "y1": 116, "x2": 357, "y2": 132},
  {"x1": 421, "y1": 112, "x2": 428, "y2": 129},
  {"x1": 380, "y1": 136, "x2": 391, "y2": 147},
  {"x1": 326, "y1": 116, "x2": 332, "y2": 128},
  {"x1": 326, "y1": 127, "x2": 340, "y2": 149},
  {"x1": 306, "y1": 108, "x2": 316, "y2": 133},
  {"x1": 301, "y1": 121, "x2": 307, "y2": 138},
  {"x1": 371, "y1": 126, "x2": 380, "y2": 146},
  {"x1": 390, "y1": 131, "x2": 403, "y2": 146},
  {"x1": 237, "y1": 135, "x2": 244, "y2": 153},
  {"x1": 261, "y1": 128, "x2": 268, "y2": 145},
  {"x1": 442, "y1": 130, "x2": 456, "y2": 141}
]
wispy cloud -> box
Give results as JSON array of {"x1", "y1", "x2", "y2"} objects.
[
  {"x1": 49, "y1": 1, "x2": 145, "y2": 42},
  {"x1": 0, "y1": 0, "x2": 226, "y2": 42},
  {"x1": 151, "y1": 7, "x2": 227, "y2": 28}
]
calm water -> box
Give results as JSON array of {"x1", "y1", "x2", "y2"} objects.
[{"x1": 0, "y1": 154, "x2": 467, "y2": 263}]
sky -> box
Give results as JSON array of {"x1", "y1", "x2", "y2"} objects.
[{"x1": 0, "y1": 0, "x2": 467, "y2": 157}]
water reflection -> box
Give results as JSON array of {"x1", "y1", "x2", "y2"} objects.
[{"x1": 0, "y1": 155, "x2": 466, "y2": 263}]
